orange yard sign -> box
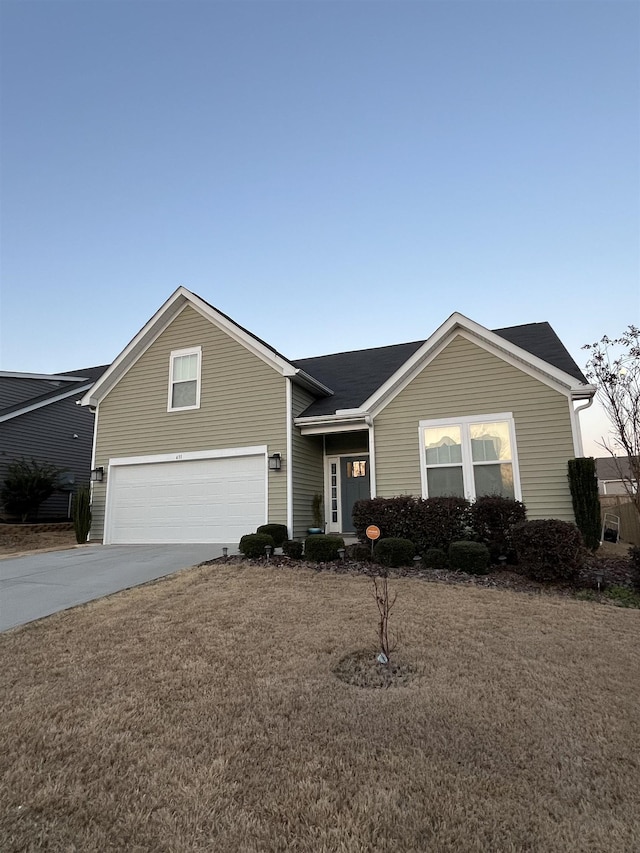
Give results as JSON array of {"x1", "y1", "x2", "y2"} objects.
[{"x1": 366, "y1": 525, "x2": 381, "y2": 541}]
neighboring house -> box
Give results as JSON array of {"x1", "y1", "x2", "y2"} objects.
[
  {"x1": 596, "y1": 456, "x2": 638, "y2": 496},
  {"x1": 0, "y1": 366, "x2": 107, "y2": 518},
  {"x1": 82, "y1": 287, "x2": 595, "y2": 545}
]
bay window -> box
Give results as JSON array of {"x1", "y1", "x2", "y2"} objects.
[{"x1": 420, "y1": 413, "x2": 520, "y2": 501}]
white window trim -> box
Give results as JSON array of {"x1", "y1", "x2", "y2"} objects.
[
  {"x1": 167, "y1": 346, "x2": 202, "y2": 412},
  {"x1": 418, "y1": 412, "x2": 522, "y2": 502}
]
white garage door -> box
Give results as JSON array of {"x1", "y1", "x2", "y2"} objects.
[{"x1": 105, "y1": 453, "x2": 266, "y2": 544}]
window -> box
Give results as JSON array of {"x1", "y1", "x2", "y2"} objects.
[
  {"x1": 168, "y1": 347, "x2": 201, "y2": 411},
  {"x1": 420, "y1": 413, "x2": 520, "y2": 501}
]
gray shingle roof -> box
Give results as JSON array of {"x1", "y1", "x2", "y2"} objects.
[
  {"x1": 294, "y1": 322, "x2": 587, "y2": 418},
  {"x1": 0, "y1": 365, "x2": 109, "y2": 419}
]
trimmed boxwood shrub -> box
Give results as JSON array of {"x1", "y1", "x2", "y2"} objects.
[
  {"x1": 422, "y1": 547, "x2": 448, "y2": 570},
  {"x1": 256, "y1": 523, "x2": 288, "y2": 547},
  {"x1": 448, "y1": 540, "x2": 490, "y2": 574},
  {"x1": 468, "y1": 495, "x2": 527, "y2": 562},
  {"x1": 511, "y1": 519, "x2": 584, "y2": 583},
  {"x1": 239, "y1": 533, "x2": 275, "y2": 558},
  {"x1": 282, "y1": 539, "x2": 303, "y2": 559},
  {"x1": 373, "y1": 537, "x2": 416, "y2": 568},
  {"x1": 346, "y1": 543, "x2": 372, "y2": 562},
  {"x1": 304, "y1": 534, "x2": 345, "y2": 562}
]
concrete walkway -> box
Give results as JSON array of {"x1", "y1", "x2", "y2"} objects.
[{"x1": 0, "y1": 543, "x2": 234, "y2": 632}]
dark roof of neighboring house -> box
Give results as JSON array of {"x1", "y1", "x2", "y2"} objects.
[
  {"x1": 294, "y1": 322, "x2": 588, "y2": 418},
  {"x1": 596, "y1": 456, "x2": 636, "y2": 481},
  {"x1": 0, "y1": 365, "x2": 109, "y2": 420}
]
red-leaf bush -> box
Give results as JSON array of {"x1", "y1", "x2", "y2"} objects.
[
  {"x1": 468, "y1": 495, "x2": 527, "y2": 562},
  {"x1": 511, "y1": 519, "x2": 584, "y2": 583},
  {"x1": 352, "y1": 496, "x2": 470, "y2": 554}
]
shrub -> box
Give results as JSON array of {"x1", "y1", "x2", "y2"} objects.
[
  {"x1": 422, "y1": 547, "x2": 448, "y2": 570},
  {"x1": 353, "y1": 495, "x2": 470, "y2": 554},
  {"x1": 511, "y1": 519, "x2": 584, "y2": 583},
  {"x1": 352, "y1": 496, "x2": 421, "y2": 544},
  {"x1": 417, "y1": 497, "x2": 471, "y2": 552},
  {"x1": 468, "y1": 495, "x2": 526, "y2": 562},
  {"x1": 567, "y1": 458, "x2": 601, "y2": 551},
  {"x1": 304, "y1": 534, "x2": 344, "y2": 562},
  {"x1": 239, "y1": 533, "x2": 275, "y2": 558},
  {"x1": 346, "y1": 543, "x2": 372, "y2": 562},
  {"x1": 630, "y1": 547, "x2": 640, "y2": 592},
  {"x1": 373, "y1": 537, "x2": 416, "y2": 568},
  {"x1": 448, "y1": 540, "x2": 490, "y2": 574},
  {"x1": 604, "y1": 585, "x2": 640, "y2": 609},
  {"x1": 282, "y1": 539, "x2": 303, "y2": 559},
  {"x1": 1, "y1": 457, "x2": 65, "y2": 521},
  {"x1": 256, "y1": 524, "x2": 288, "y2": 547},
  {"x1": 72, "y1": 485, "x2": 91, "y2": 544}
]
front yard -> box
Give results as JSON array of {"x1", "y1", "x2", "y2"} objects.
[{"x1": 1, "y1": 562, "x2": 639, "y2": 852}]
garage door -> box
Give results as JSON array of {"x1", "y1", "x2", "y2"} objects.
[{"x1": 105, "y1": 453, "x2": 266, "y2": 544}]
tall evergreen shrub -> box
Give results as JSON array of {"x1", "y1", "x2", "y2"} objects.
[
  {"x1": 567, "y1": 458, "x2": 601, "y2": 551},
  {"x1": 72, "y1": 485, "x2": 92, "y2": 543}
]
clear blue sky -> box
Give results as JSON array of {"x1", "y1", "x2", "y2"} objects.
[{"x1": 1, "y1": 1, "x2": 638, "y2": 451}]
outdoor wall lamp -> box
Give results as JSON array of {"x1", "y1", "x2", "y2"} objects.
[
  {"x1": 268, "y1": 453, "x2": 282, "y2": 471},
  {"x1": 90, "y1": 466, "x2": 104, "y2": 482}
]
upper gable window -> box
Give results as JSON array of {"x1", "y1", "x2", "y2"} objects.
[{"x1": 168, "y1": 347, "x2": 201, "y2": 411}]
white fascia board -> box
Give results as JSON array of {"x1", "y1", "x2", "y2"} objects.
[
  {"x1": 0, "y1": 371, "x2": 86, "y2": 382},
  {"x1": 295, "y1": 414, "x2": 369, "y2": 435},
  {"x1": 364, "y1": 315, "x2": 593, "y2": 417},
  {"x1": 292, "y1": 369, "x2": 333, "y2": 396},
  {"x1": 0, "y1": 383, "x2": 94, "y2": 423}
]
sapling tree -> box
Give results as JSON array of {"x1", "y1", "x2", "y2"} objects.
[
  {"x1": 372, "y1": 569, "x2": 397, "y2": 664},
  {"x1": 583, "y1": 326, "x2": 640, "y2": 521}
]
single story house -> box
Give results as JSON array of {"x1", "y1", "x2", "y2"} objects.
[
  {"x1": 82, "y1": 287, "x2": 595, "y2": 544},
  {"x1": 0, "y1": 365, "x2": 107, "y2": 518}
]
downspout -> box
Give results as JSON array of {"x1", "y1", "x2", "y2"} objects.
[
  {"x1": 286, "y1": 378, "x2": 293, "y2": 539},
  {"x1": 366, "y1": 415, "x2": 377, "y2": 497},
  {"x1": 572, "y1": 396, "x2": 594, "y2": 457}
]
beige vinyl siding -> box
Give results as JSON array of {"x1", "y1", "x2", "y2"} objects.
[
  {"x1": 374, "y1": 334, "x2": 577, "y2": 521},
  {"x1": 291, "y1": 384, "x2": 323, "y2": 538},
  {"x1": 91, "y1": 305, "x2": 287, "y2": 540}
]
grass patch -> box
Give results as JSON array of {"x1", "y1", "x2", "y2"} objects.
[
  {"x1": 576, "y1": 585, "x2": 640, "y2": 609},
  {"x1": 1, "y1": 562, "x2": 639, "y2": 852}
]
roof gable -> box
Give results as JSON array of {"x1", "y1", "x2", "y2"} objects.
[
  {"x1": 295, "y1": 315, "x2": 592, "y2": 419},
  {"x1": 82, "y1": 287, "x2": 329, "y2": 407}
]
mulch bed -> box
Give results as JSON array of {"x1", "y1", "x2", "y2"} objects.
[
  {"x1": 204, "y1": 550, "x2": 636, "y2": 601},
  {"x1": 332, "y1": 649, "x2": 417, "y2": 689}
]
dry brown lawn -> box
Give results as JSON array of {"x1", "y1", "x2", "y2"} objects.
[
  {"x1": 0, "y1": 524, "x2": 76, "y2": 556},
  {"x1": 1, "y1": 562, "x2": 639, "y2": 852}
]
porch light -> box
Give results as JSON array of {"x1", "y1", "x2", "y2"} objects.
[
  {"x1": 268, "y1": 453, "x2": 282, "y2": 471},
  {"x1": 90, "y1": 466, "x2": 104, "y2": 482}
]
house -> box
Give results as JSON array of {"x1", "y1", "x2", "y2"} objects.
[
  {"x1": 0, "y1": 365, "x2": 107, "y2": 518},
  {"x1": 596, "y1": 456, "x2": 638, "y2": 496},
  {"x1": 81, "y1": 287, "x2": 595, "y2": 544}
]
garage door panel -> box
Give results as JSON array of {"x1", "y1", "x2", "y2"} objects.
[{"x1": 106, "y1": 454, "x2": 266, "y2": 544}]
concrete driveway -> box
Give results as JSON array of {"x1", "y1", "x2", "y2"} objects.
[{"x1": 0, "y1": 544, "x2": 235, "y2": 632}]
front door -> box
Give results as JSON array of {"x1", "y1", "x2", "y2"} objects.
[{"x1": 340, "y1": 456, "x2": 370, "y2": 532}]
